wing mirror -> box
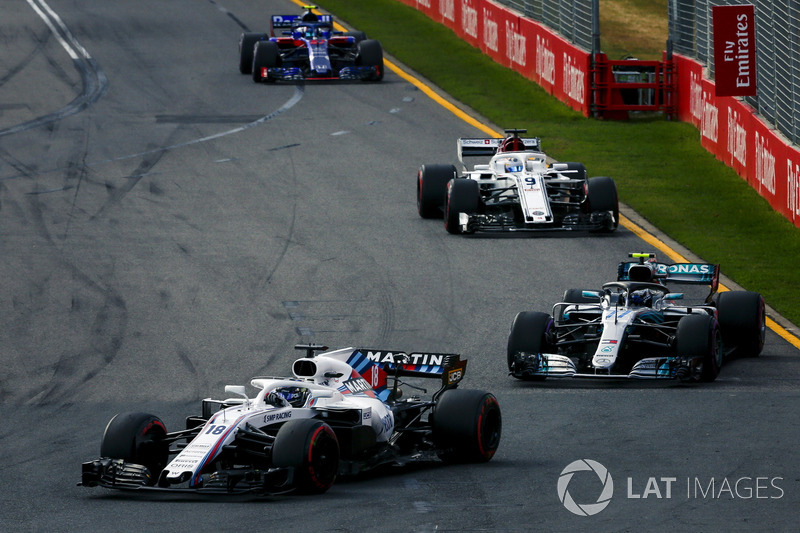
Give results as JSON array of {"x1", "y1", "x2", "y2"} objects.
[
  {"x1": 663, "y1": 293, "x2": 684, "y2": 300},
  {"x1": 225, "y1": 385, "x2": 248, "y2": 399},
  {"x1": 581, "y1": 290, "x2": 603, "y2": 299}
]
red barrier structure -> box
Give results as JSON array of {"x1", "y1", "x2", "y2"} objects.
[{"x1": 674, "y1": 53, "x2": 800, "y2": 227}]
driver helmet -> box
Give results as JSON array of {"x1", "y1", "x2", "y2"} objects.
[
  {"x1": 497, "y1": 136, "x2": 525, "y2": 153},
  {"x1": 274, "y1": 386, "x2": 310, "y2": 407},
  {"x1": 629, "y1": 288, "x2": 654, "y2": 307},
  {"x1": 292, "y1": 26, "x2": 313, "y2": 39},
  {"x1": 504, "y1": 157, "x2": 523, "y2": 173}
]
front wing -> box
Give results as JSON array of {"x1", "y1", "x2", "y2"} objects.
[
  {"x1": 458, "y1": 211, "x2": 614, "y2": 233},
  {"x1": 260, "y1": 65, "x2": 379, "y2": 81},
  {"x1": 511, "y1": 352, "x2": 705, "y2": 380},
  {"x1": 80, "y1": 458, "x2": 295, "y2": 495}
]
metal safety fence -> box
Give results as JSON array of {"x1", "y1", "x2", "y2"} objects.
[
  {"x1": 497, "y1": 0, "x2": 800, "y2": 144},
  {"x1": 669, "y1": 0, "x2": 800, "y2": 145},
  {"x1": 497, "y1": 0, "x2": 594, "y2": 52}
]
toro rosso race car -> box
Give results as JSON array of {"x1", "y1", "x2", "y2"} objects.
[
  {"x1": 417, "y1": 129, "x2": 618, "y2": 234},
  {"x1": 507, "y1": 253, "x2": 765, "y2": 382},
  {"x1": 238, "y1": 6, "x2": 383, "y2": 82},
  {"x1": 81, "y1": 345, "x2": 501, "y2": 495}
]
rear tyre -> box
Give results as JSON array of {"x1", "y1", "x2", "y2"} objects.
[
  {"x1": 417, "y1": 164, "x2": 457, "y2": 218},
  {"x1": 586, "y1": 176, "x2": 619, "y2": 232},
  {"x1": 676, "y1": 314, "x2": 722, "y2": 382},
  {"x1": 563, "y1": 288, "x2": 600, "y2": 303},
  {"x1": 556, "y1": 162, "x2": 587, "y2": 179},
  {"x1": 356, "y1": 39, "x2": 384, "y2": 81},
  {"x1": 272, "y1": 419, "x2": 339, "y2": 494},
  {"x1": 716, "y1": 291, "x2": 765, "y2": 358},
  {"x1": 252, "y1": 41, "x2": 280, "y2": 83},
  {"x1": 239, "y1": 32, "x2": 266, "y2": 74},
  {"x1": 507, "y1": 311, "x2": 552, "y2": 378},
  {"x1": 344, "y1": 31, "x2": 367, "y2": 43},
  {"x1": 100, "y1": 412, "x2": 169, "y2": 484},
  {"x1": 445, "y1": 178, "x2": 480, "y2": 234},
  {"x1": 433, "y1": 389, "x2": 501, "y2": 463}
]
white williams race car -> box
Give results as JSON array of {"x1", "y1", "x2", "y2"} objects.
[
  {"x1": 81, "y1": 345, "x2": 501, "y2": 495},
  {"x1": 417, "y1": 129, "x2": 618, "y2": 234},
  {"x1": 507, "y1": 253, "x2": 765, "y2": 382}
]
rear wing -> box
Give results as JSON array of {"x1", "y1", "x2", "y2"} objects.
[
  {"x1": 295, "y1": 345, "x2": 468, "y2": 402},
  {"x1": 617, "y1": 253, "x2": 720, "y2": 293},
  {"x1": 457, "y1": 137, "x2": 542, "y2": 162},
  {"x1": 343, "y1": 349, "x2": 467, "y2": 401},
  {"x1": 270, "y1": 14, "x2": 333, "y2": 35}
]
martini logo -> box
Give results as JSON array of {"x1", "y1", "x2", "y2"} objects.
[{"x1": 558, "y1": 459, "x2": 614, "y2": 516}]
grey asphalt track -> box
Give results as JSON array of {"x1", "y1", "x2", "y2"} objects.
[{"x1": 1, "y1": 1, "x2": 798, "y2": 531}]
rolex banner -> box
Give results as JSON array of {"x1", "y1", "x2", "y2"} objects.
[{"x1": 712, "y1": 4, "x2": 757, "y2": 97}]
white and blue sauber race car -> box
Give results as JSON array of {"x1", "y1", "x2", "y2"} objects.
[
  {"x1": 81, "y1": 345, "x2": 501, "y2": 495},
  {"x1": 507, "y1": 253, "x2": 765, "y2": 382},
  {"x1": 417, "y1": 129, "x2": 618, "y2": 234}
]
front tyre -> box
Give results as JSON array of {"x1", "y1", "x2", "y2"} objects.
[
  {"x1": 676, "y1": 314, "x2": 722, "y2": 382},
  {"x1": 716, "y1": 291, "x2": 765, "y2": 358},
  {"x1": 252, "y1": 41, "x2": 280, "y2": 83},
  {"x1": 507, "y1": 311, "x2": 552, "y2": 379},
  {"x1": 100, "y1": 412, "x2": 169, "y2": 484},
  {"x1": 445, "y1": 178, "x2": 480, "y2": 234},
  {"x1": 272, "y1": 419, "x2": 339, "y2": 494},
  {"x1": 356, "y1": 39, "x2": 384, "y2": 81},
  {"x1": 418, "y1": 164, "x2": 457, "y2": 218},
  {"x1": 239, "y1": 32, "x2": 266, "y2": 74},
  {"x1": 586, "y1": 176, "x2": 619, "y2": 232},
  {"x1": 433, "y1": 389, "x2": 501, "y2": 463}
]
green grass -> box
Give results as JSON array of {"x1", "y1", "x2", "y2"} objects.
[{"x1": 318, "y1": 0, "x2": 800, "y2": 327}]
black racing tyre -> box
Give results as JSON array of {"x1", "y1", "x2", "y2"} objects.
[
  {"x1": 676, "y1": 314, "x2": 722, "y2": 382},
  {"x1": 716, "y1": 291, "x2": 765, "y2": 358},
  {"x1": 507, "y1": 311, "x2": 552, "y2": 375},
  {"x1": 563, "y1": 288, "x2": 600, "y2": 303},
  {"x1": 272, "y1": 419, "x2": 339, "y2": 494},
  {"x1": 344, "y1": 31, "x2": 367, "y2": 43},
  {"x1": 433, "y1": 389, "x2": 501, "y2": 463},
  {"x1": 356, "y1": 39, "x2": 384, "y2": 81},
  {"x1": 252, "y1": 40, "x2": 280, "y2": 83},
  {"x1": 445, "y1": 178, "x2": 480, "y2": 234},
  {"x1": 556, "y1": 162, "x2": 587, "y2": 180},
  {"x1": 100, "y1": 412, "x2": 169, "y2": 483},
  {"x1": 417, "y1": 164, "x2": 457, "y2": 218},
  {"x1": 586, "y1": 176, "x2": 619, "y2": 232},
  {"x1": 239, "y1": 32, "x2": 266, "y2": 74}
]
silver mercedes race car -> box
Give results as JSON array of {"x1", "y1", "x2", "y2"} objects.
[
  {"x1": 507, "y1": 253, "x2": 765, "y2": 382},
  {"x1": 417, "y1": 129, "x2": 618, "y2": 234},
  {"x1": 81, "y1": 344, "x2": 501, "y2": 496}
]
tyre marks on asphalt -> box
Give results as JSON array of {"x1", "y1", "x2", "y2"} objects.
[
  {"x1": 206, "y1": 0, "x2": 251, "y2": 32},
  {"x1": 89, "y1": 127, "x2": 185, "y2": 220},
  {"x1": 100, "y1": 85, "x2": 306, "y2": 165},
  {"x1": 0, "y1": 139, "x2": 127, "y2": 405},
  {"x1": 18, "y1": 188, "x2": 128, "y2": 405},
  {"x1": 0, "y1": 0, "x2": 108, "y2": 138},
  {"x1": 0, "y1": 27, "x2": 51, "y2": 90}
]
